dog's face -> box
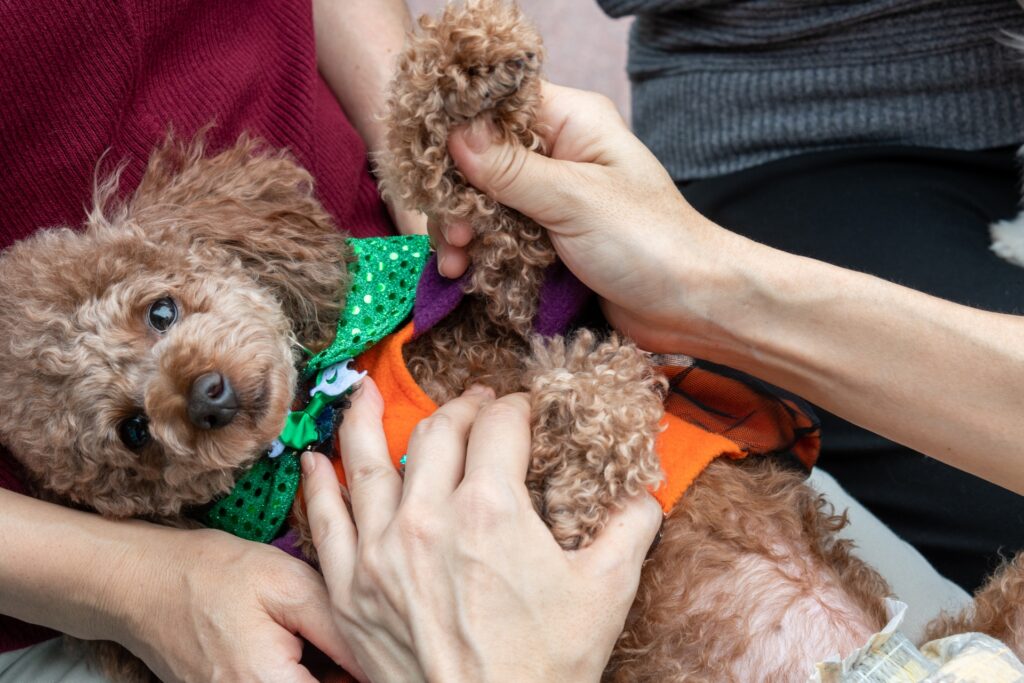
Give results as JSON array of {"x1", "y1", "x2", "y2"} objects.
[
  {"x1": 0, "y1": 223, "x2": 296, "y2": 517},
  {"x1": 0, "y1": 138, "x2": 350, "y2": 519}
]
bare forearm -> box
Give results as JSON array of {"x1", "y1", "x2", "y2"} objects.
[
  {"x1": 0, "y1": 489, "x2": 169, "y2": 642},
  {"x1": 313, "y1": 0, "x2": 411, "y2": 154},
  {"x1": 680, "y1": 235, "x2": 1024, "y2": 493},
  {"x1": 442, "y1": 80, "x2": 1024, "y2": 494}
]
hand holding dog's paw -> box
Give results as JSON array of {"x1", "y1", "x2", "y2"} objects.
[
  {"x1": 385, "y1": 200, "x2": 429, "y2": 237},
  {"x1": 446, "y1": 81, "x2": 741, "y2": 353},
  {"x1": 428, "y1": 214, "x2": 474, "y2": 278}
]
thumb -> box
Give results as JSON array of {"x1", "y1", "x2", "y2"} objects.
[
  {"x1": 269, "y1": 568, "x2": 369, "y2": 682},
  {"x1": 448, "y1": 119, "x2": 575, "y2": 226},
  {"x1": 574, "y1": 493, "x2": 663, "y2": 580}
]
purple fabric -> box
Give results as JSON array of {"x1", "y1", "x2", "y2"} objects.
[
  {"x1": 413, "y1": 254, "x2": 470, "y2": 337},
  {"x1": 412, "y1": 254, "x2": 592, "y2": 337},
  {"x1": 534, "y1": 260, "x2": 593, "y2": 337},
  {"x1": 271, "y1": 528, "x2": 306, "y2": 560}
]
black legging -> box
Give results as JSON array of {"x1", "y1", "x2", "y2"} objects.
[{"x1": 680, "y1": 145, "x2": 1024, "y2": 591}]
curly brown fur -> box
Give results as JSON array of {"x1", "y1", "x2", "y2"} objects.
[
  {"x1": 405, "y1": 296, "x2": 530, "y2": 401},
  {"x1": 380, "y1": 0, "x2": 554, "y2": 342},
  {"x1": 0, "y1": 135, "x2": 351, "y2": 681},
  {"x1": 525, "y1": 331, "x2": 665, "y2": 550},
  {"x1": 385, "y1": 0, "x2": 665, "y2": 551},
  {"x1": 608, "y1": 458, "x2": 890, "y2": 682},
  {"x1": 86, "y1": 641, "x2": 158, "y2": 683},
  {"x1": 926, "y1": 552, "x2": 1024, "y2": 658},
  {"x1": 0, "y1": 134, "x2": 349, "y2": 521}
]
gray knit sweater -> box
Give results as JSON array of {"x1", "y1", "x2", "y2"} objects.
[{"x1": 597, "y1": 0, "x2": 1024, "y2": 181}]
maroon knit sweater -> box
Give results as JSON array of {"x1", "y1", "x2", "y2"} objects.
[{"x1": 0, "y1": 0, "x2": 394, "y2": 653}]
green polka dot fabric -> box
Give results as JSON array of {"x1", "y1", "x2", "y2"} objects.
[
  {"x1": 305, "y1": 235, "x2": 430, "y2": 378},
  {"x1": 205, "y1": 453, "x2": 300, "y2": 543}
]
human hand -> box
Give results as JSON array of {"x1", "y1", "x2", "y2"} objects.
[
  {"x1": 302, "y1": 379, "x2": 662, "y2": 683},
  {"x1": 438, "y1": 82, "x2": 744, "y2": 352},
  {"x1": 385, "y1": 199, "x2": 429, "y2": 237},
  {"x1": 111, "y1": 526, "x2": 362, "y2": 683}
]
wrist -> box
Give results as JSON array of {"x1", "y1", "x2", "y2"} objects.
[
  {"x1": 0, "y1": 491, "x2": 167, "y2": 644},
  {"x1": 90, "y1": 522, "x2": 183, "y2": 648},
  {"x1": 668, "y1": 227, "x2": 841, "y2": 387},
  {"x1": 623, "y1": 213, "x2": 757, "y2": 359}
]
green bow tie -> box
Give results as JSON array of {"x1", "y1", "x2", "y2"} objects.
[
  {"x1": 202, "y1": 235, "x2": 430, "y2": 543},
  {"x1": 305, "y1": 235, "x2": 430, "y2": 377}
]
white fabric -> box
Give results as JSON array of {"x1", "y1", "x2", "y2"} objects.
[{"x1": 0, "y1": 638, "x2": 109, "y2": 683}]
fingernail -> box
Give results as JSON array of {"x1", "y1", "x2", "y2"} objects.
[
  {"x1": 464, "y1": 119, "x2": 494, "y2": 154},
  {"x1": 301, "y1": 451, "x2": 316, "y2": 475},
  {"x1": 438, "y1": 252, "x2": 448, "y2": 275},
  {"x1": 465, "y1": 384, "x2": 494, "y2": 398}
]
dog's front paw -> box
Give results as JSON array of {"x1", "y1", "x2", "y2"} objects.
[
  {"x1": 442, "y1": 50, "x2": 542, "y2": 122},
  {"x1": 525, "y1": 331, "x2": 665, "y2": 550},
  {"x1": 380, "y1": 0, "x2": 545, "y2": 219},
  {"x1": 417, "y1": 0, "x2": 544, "y2": 124}
]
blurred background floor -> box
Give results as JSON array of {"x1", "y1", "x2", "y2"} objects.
[{"x1": 405, "y1": 0, "x2": 633, "y2": 122}]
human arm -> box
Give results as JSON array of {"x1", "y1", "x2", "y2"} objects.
[
  {"x1": 436, "y1": 82, "x2": 1024, "y2": 494},
  {"x1": 301, "y1": 380, "x2": 662, "y2": 682},
  {"x1": 0, "y1": 487, "x2": 360, "y2": 682},
  {"x1": 312, "y1": 0, "x2": 426, "y2": 236}
]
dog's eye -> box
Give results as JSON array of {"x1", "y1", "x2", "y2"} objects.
[
  {"x1": 118, "y1": 414, "x2": 151, "y2": 451},
  {"x1": 147, "y1": 297, "x2": 178, "y2": 333}
]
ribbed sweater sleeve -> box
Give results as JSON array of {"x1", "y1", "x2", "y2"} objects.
[
  {"x1": 596, "y1": 0, "x2": 1024, "y2": 180},
  {"x1": 597, "y1": 0, "x2": 720, "y2": 18}
]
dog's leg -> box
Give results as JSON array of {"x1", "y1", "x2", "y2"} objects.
[
  {"x1": 524, "y1": 332, "x2": 664, "y2": 550},
  {"x1": 379, "y1": 0, "x2": 554, "y2": 339}
]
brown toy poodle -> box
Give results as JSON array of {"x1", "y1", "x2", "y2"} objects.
[{"x1": 0, "y1": 1, "x2": 1021, "y2": 681}]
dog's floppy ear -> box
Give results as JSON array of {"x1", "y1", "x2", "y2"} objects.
[{"x1": 127, "y1": 135, "x2": 352, "y2": 347}]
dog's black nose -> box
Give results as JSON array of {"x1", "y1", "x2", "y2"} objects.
[{"x1": 188, "y1": 372, "x2": 239, "y2": 430}]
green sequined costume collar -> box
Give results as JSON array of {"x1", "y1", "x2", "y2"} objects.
[{"x1": 202, "y1": 235, "x2": 430, "y2": 543}]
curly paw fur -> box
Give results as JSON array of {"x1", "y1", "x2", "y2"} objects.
[
  {"x1": 379, "y1": 0, "x2": 553, "y2": 340},
  {"x1": 525, "y1": 331, "x2": 665, "y2": 550}
]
